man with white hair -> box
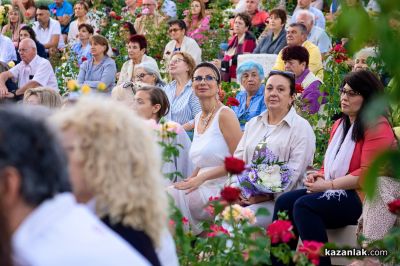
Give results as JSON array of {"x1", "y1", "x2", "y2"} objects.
[
  {"x1": 245, "y1": 0, "x2": 269, "y2": 38},
  {"x1": 0, "y1": 38, "x2": 58, "y2": 100},
  {"x1": 134, "y1": 0, "x2": 164, "y2": 35},
  {"x1": 291, "y1": 0, "x2": 325, "y2": 29},
  {"x1": 296, "y1": 10, "x2": 332, "y2": 54}
]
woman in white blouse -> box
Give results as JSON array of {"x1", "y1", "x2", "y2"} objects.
[{"x1": 234, "y1": 70, "x2": 316, "y2": 227}]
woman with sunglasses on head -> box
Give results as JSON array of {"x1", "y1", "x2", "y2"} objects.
[
  {"x1": 163, "y1": 52, "x2": 201, "y2": 132},
  {"x1": 233, "y1": 70, "x2": 316, "y2": 228},
  {"x1": 272, "y1": 70, "x2": 397, "y2": 266},
  {"x1": 167, "y1": 62, "x2": 242, "y2": 235}
]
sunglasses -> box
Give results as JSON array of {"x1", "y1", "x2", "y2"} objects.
[
  {"x1": 168, "y1": 28, "x2": 181, "y2": 33},
  {"x1": 268, "y1": 70, "x2": 295, "y2": 81},
  {"x1": 339, "y1": 88, "x2": 361, "y2": 97},
  {"x1": 193, "y1": 75, "x2": 217, "y2": 83}
]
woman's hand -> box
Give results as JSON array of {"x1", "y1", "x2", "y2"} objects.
[
  {"x1": 174, "y1": 175, "x2": 205, "y2": 194},
  {"x1": 303, "y1": 172, "x2": 324, "y2": 184},
  {"x1": 240, "y1": 194, "x2": 272, "y2": 206},
  {"x1": 304, "y1": 178, "x2": 331, "y2": 193}
]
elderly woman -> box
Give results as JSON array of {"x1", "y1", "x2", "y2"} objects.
[
  {"x1": 163, "y1": 52, "x2": 201, "y2": 131},
  {"x1": 134, "y1": 61, "x2": 165, "y2": 87},
  {"x1": 168, "y1": 62, "x2": 242, "y2": 235},
  {"x1": 219, "y1": 12, "x2": 256, "y2": 82},
  {"x1": 77, "y1": 35, "x2": 117, "y2": 91},
  {"x1": 234, "y1": 70, "x2": 316, "y2": 227},
  {"x1": 23, "y1": 87, "x2": 62, "y2": 109},
  {"x1": 352, "y1": 47, "x2": 377, "y2": 72},
  {"x1": 2, "y1": 6, "x2": 25, "y2": 48},
  {"x1": 117, "y1": 35, "x2": 157, "y2": 86},
  {"x1": 272, "y1": 70, "x2": 397, "y2": 266},
  {"x1": 134, "y1": 86, "x2": 193, "y2": 183},
  {"x1": 254, "y1": 8, "x2": 287, "y2": 54},
  {"x1": 52, "y1": 97, "x2": 179, "y2": 266},
  {"x1": 71, "y1": 23, "x2": 93, "y2": 66},
  {"x1": 184, "y1": 0, "x2": 210, "y2": 44},
  {"x1": 231, "y1": 61, "x2": 267, "y2": 130}
]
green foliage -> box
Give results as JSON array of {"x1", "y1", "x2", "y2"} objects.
[{"x1": 55, "y1": 46, "x2": 80, "y2": 95}]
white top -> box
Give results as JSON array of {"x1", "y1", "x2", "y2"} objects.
[
  {"x1": 9, "y1": 55, "x2": 59, "y2": 91},
  {"x1": 12, "y1": 193, "x2": 150, "y2": 266},
  {"x1": 67, "y1": 18, "x2": 95, "y2": 43},
  {"x1": 117, "y1": 54, "x2": 158, "y2": 85},
  {"x1": 0, "y1": 34, "x2": 17, "y2": 63},
  {"x1": 163, "y1": 36, "x2": 202, "y2": 65},
  {"x1": 308, "y1": 26, "x2": 332, "y2": 54},
  {"x1": 33, "y1": 18, "x2": 63, "y2": 49},
  {"x1": 234, "y1": 107, "x2": 316, "y2": 191}
]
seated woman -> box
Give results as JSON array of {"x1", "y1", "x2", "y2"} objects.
[
  {"x1": 163, "y1": 52, "x2": 201, "y2": 132},
  {"x1": 184, "y1": 0, "x2": 210, "y2": 44},
  {"x1": 282, "y1": 45, "x2": 325, "y2": 114},
  {"x1": 254, "y1": 8, "x2": 287, "y2": 55},
  {"x1": 117, "y1": 35, "x2": 157, "y2": 86},
  {"x1": 68, "y1": 1, "x2": 92, "y2": 43},
  {"x1": 234, "y1": 70, "x2": 316, "y2": 227},
  {"x1": 2, "y1": 6, "x2": 25, "y2": 48},
  {"x1": 167, "y1": 62, "x2": 243, "y2": 235},
  {"x1": 71, "y1": 24, "x2": 93, "y2": 66},
  {"x1": 77, "y1": 35, "x2": 117, "y2": 91},
  {"x1": 231, "y1": 61, "x2": 267, "y2": 130},
  {"x1": 272, "y1": 70, "x2": 397, "y2": 266},
  {"x1": 133, "y1": 86, "x2": 193, "y2": 183},
  {"x1": 17, "y1": 26, "x2": 47, "y2": 62},
  {"x1": 219, "y1": 12, "x2": 256, "y2": 82},
  {"x1": 52, "y1": 97, "x2": 179, "y2": 266},
  {"x1": 13, "y1": 0, "x2": 36, "y2": 21},
  {"x1": 23, "y1": 87, "x2": 62, "y2": 109},
  {"x1": 134, "y1": 61, "x2": 166, "y2": 88},
  {"x1": 352, "y1": 47, "x2": 377, "y2": 72}
]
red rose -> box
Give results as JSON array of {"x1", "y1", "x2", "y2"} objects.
[
  {"x1": 220, "y1": 186, "x2": 241, "y2": 203},
  {"x1": 207, "y1": 224, "x2": 229, "y2": 237},
  {"x1": 388, "y1": 199, "x2": 400, "y2": 215},
  {"x1": 226, "y1": 97, "x2": 240, "y2": 107},
  {"x1": 224, "y1": 156, "x2": 246, "y2": 175},
  {"x1": 295, "y1": 83, "x2": 304, "y2": 93},
  {"x1": 219, "y1": 23, "x2": 225, "y2": 28},
  {"x1": 109, "y1": 11, "x2": 117, "y2": 18},
  {"x1": 115, "y1": 15, "x2": 122, "y2": 20},
  {"x1": 81, "y1": 56, "x2": 87, "y2": 62},
  {"x1": 181, "y1": 217, "x2": 189, "y2": 225},
  {"x1": 298, "y1": 240, "x2": 324, "y2": 265},
  {"x1": 266, "y1": 220, "x2": 295, "y2": 244}
]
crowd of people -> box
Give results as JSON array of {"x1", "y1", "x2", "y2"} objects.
[{"x1": 0, "y1": 0, "x2": 399, "y2": 266}]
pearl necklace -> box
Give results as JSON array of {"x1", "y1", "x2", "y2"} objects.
[{"x1": 200, "y1": 104, "x2": 217, "y2": 129}]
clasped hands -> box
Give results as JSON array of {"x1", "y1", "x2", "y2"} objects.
[{"x1": 304, "y1": 173, "x2": 332, "y2": 193}]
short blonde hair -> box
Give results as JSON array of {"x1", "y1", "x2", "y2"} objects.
[
  {"x1": 24, "y1": 87, "x2": 62, "y2": 109},
  {"x1": 52, "y1": 97, "x2": 167, "y2": 246},
  {"x1": 111, "y1": 83, "x2": 136, "y2": 107}
]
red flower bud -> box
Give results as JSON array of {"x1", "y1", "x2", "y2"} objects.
[
  {"x1": 298, "y1": 240, "x2": 324, "y2": 265},
  {"x1": 266, "y1": 220, "x2": 295, "y2": 244},
  {"x1": 81, "y1": 56, "x2": 87, "y2": 62},
  {"x1": 388, "y1": 199, "x2": 400, "y2": 215},
  {"x1": 115, "y1": 15, "x2": 122, "y2": 20},
  {"x1": 109, "y1": 11, "x2": 117, "y2": 18},
  {"x1": 224, "y1": 156, "x2": 246, "y2": 175},
  {"x1": 226, "y1": 97, "x2": 240, "y2": 107},
  {"x1": 220, "y1": 186, "x2": 241, "y2": 203},
  {"x1": 295, "y1": 83, "x2": 304, "y2": 93}
]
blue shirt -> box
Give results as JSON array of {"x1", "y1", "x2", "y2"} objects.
[
  {"x1": 163, "y1": 80, "x2": 201, "y2": 126},
  {"x1": 49, "y1": 1, "x2": 73, "y2": 33},
  {"x1": 77, "y1": 56, "x2": 116, "y2": 91},
  {"x1": 71, "y1": 42, "x2": 92, "y2": 66},
  {"x1": 231, "y1": 85, "x2": 267, "y2": 130}
]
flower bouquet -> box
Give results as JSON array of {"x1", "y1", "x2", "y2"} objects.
[{"x1": 237, "y1": 140, "x2": 292, "y2": 197}]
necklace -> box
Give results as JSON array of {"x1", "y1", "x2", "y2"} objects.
[{"x1": 200, "y1": 103, "x2": 217, "y2": 129}]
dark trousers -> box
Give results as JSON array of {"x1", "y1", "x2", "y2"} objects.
[{"x1": 272, "y1": 189, "x2": 362, "y2": 266}]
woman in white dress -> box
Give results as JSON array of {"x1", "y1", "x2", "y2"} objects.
[{"x1": 168, "y1": 62, "x2": 242, "y2": 235}]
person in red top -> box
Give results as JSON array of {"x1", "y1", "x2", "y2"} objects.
[
  {"x1": 271, "y1": 70, "x2": 397, "y2": 266},
  {"x1": 245, "y1": 0, "x2": 268, "y2": 38}
]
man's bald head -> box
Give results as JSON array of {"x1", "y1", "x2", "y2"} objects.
[{"x1": 19, "y1": 38, "x2": 37, "y2": 64}]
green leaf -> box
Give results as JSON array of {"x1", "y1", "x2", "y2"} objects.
[{"x1": 255, "y1": 207, "x2": 270, "y2": 217}]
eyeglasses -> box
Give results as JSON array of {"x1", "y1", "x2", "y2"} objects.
[
  {"x1": 136, "y1": 73, "x2": 153, "y2": 79},
  {"x1": 193, "y1": 75, "x2": 217, "y2": 83},
  {"x1": 340, "y1": 88, "x2": 361, "y2": 97},
  {"x1": 268, "y1": 70, "x2": 295, "y2": 81},
  {"x1": 168, "y1": 28, "x2": 181, "y2": 33},
  {"x1": 170, "y1": 58, "x2": 185, "y2": 65},
  {"x1": 18, "y1": 48, "x2": 33, "y2": 53}
]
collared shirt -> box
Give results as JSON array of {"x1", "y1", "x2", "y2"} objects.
[
  {"x1": 49, "y1": 0, "x2": 74, "y2": 32},
  {"x1": 308, "y1": 26, "x2": 332, "y2": 54},
  {"x1": 161, "y1": 0, "x2": 177, "y2": 18},
  {"x1": 12, "y1": 193, "x2": 150, "y2": 266},
  {"x1": 71, "y1": 41, "x2": 92, "y2": 66},
  {"x1": 33, "y1": 18, "x2": 63, "y2": 49},
  {"x1": 77, "y1": 56, "x2": 117, "y2": 91},
  {"x1": 234, "y1": 107, "x2": 316, "y2": 191},
  {"x1": 9, "y1": 55, "x2": 58, "y2": 91},
  {"x1": 163, "y1": 80, "x2": 201, "y2": 126},
  {"x1": 291, "y1": 6, "x2": 326, "y2": 29},
  {"x1": 231, "y1": 84, "x2": 267, "y2": 130},
  {"x1": 0, "y1": 34, "x2": 17, "y2": 63}
]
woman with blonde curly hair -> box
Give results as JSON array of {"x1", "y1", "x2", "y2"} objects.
[{"x1": 52, "y1": 97, "x2": 177, "y2": 266}]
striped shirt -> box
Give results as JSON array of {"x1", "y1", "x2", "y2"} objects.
[{"x1": 164, "y1": 80, "x2": 201, "y2": 126}]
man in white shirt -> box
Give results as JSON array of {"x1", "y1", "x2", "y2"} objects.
[
  {"x1": 0, "y1": 39, "x2": 58, "y2": 99},
  {"x1": 0, "y1": 33, "x2": 17, "y2": 63},
  {"x1": 0, "y1": 107, "x2": 150, "y2": 266},
  {"x1": 33, "y1": 5, "x2": 64, "y2": 55},
  {"x1": 291, "y1": 0, "x2": 326, "y2": 29},
  {"x1": 296, "y1": 10, "x2": 332, "y2": 54}
]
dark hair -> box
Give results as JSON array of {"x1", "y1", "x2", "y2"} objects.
[
  {"x1": 37, "y1": 5, "x2": 50, "y2": 11},
  {"x1": 168, "y1": 19, "x2": 187, "y2": 32},
  {"x1": 341, "y1": 70, "x2": 385, "y2": 142},
  {"x1": 19, "y1": 25, "x2": 38, "y2": 42},
  {"x1": 269, "y1": 8, "x2": 287, "y2": 25},
  {"x1": 235, "y1": 12, "x2": 252, "y2": 28},
  {"x1": 268, "y1": 70, "x2": 296, "y2": 95},
  {"x1": 281, "y1": 45, "x2": 310, "y2": 67},
  {"x1": 136, "y1": 86, "x2": 170, "y2": 120},
  {"x1": 90, "y1": 35, "x2": 109, "y2": 56},
  {"x1": 0, "y1": 203, "x2": 12, "y2": 266},
  {"x1": 289, "y1": 22, "x2": 308, "y2": 35},
  {"x1": 193, "y1": 62, "x2": 222, "y2": 85},
  {"x1": 78, "y1": 23, "x2": 94, "y2": 34},
  {"x1": 129, "y1": 34, "x2": 147, "y2": 50},
  {"x1": 122, "y1": 21, "x2": 136, "y2": 35},
  {"x1": 75, "y1": 1, "x2": 89, "y2": 12},
  {"x1": 0, "y1": 106, "x2": 70, "y2": 207}
]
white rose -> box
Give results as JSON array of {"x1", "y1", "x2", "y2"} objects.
[{"x1": 259, "y1": 165, "x2": 282, "y2": 189}]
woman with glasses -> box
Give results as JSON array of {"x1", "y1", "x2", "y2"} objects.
[
  {"x1": 163, "y1": 19, "x2": 202, "y2": 65},
  {"x1": 233, "y1": 70, "x2": 316, "y2": 227},
  {"x1": 134, "y1": 61, "x2": 165, "y2": 88},
  {"x1": 254, "y1": 8, "x2": 287, "y2": 54},
  {"x1": 184, "y1": 0, "x2": 210, "y2": 44},
  {"x1": 168, "y1": 62, "x2": 242, "y2": 235},
  {"x1": 163, "y1": 52, "x2": 201, "y2": 132},
  {"x1": 231, "y1": 61, "x2": 267, "y2": 130},
  {"x1": 272, "y1": 70, "x2": 396, "y2": 266},
  {"x1": 117, "y1": 35, "x2": 157, "y2": 86}
]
